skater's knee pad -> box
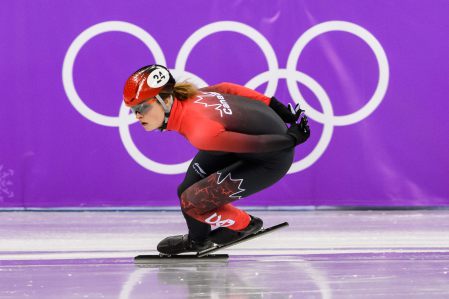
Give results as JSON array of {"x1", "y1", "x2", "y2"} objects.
[
  {"x1": 180, "y1": 192, "x2": 202, "y2": 218},
  {"x1": 179, "y1": 183, "x2": 212, "y2": 215}
]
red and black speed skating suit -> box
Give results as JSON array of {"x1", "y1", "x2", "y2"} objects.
[{"x1": 166, "y1": 83, "x2": 295, "y2": 242}]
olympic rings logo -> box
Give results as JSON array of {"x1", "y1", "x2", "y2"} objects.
[{"x1": 62, "y1": 20, "x2": 389, "y2": 175}]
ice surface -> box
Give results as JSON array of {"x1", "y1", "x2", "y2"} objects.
[{"x1": 1, "y1": 210, "x2": 449, "y2": 298}]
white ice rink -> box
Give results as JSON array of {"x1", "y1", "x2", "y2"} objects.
[{"x1": 1, "y1": 210, "x2": 449, "y2": 298}]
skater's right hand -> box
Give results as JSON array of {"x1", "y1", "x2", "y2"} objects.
[
  {"x1": 287, "y1": 116, "x2": 310, "y2": 146},
  {"x1": 269, "y1": 97, "x2": 298, "y2": 124},
  {"x1": 287, "y1": 102, "x2": 305, "y2": 125}
]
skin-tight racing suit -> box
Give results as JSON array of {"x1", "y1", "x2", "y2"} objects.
[{"x1": 166, "y1": 83, "x2": 295, "y2": 242}]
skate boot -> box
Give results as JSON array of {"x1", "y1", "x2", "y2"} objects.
[
  {"x1": 157, "y1": 234, "x2": 213, "y2": 255},
  {"x1": 209, "y1": 215, "x2": 263, "y2": 245}
]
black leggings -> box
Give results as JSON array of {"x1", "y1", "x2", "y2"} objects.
[{"x1": 177, "y1": 149, "x2": 294, "y2": 241}]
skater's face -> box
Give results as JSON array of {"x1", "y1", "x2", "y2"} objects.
[{"x1": 134, "y1": 97, "x2": 171, "y2": 131}]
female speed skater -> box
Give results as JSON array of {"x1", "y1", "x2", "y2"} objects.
[{"x1": 122, "y1": 64, "x2": 310, "y2": 255}]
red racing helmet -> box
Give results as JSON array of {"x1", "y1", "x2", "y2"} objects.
[{"x1": 123, "y1": 64, "x2": 176, "y2": 107}]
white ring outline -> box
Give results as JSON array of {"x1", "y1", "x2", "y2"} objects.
[
  {"x1": 62, "y1": 21, "x2": 166, "y2": 127},
  {"x1": 287, "y1": 21, "x2": 389, "y2": 126},
  {"x1": 246, "y1": 69, "x2": 334, "y2": 173},
  {"x1": 176, "y1": 21, "x2": 279, "y2": 96}
]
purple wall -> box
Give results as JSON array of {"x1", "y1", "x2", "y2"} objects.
[{"x1": 1, "y1": 0, "x2": 448, "y2": 207}]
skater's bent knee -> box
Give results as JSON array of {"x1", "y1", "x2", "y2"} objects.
[
  {"x1": 180, "y1": 191, "x2": 194, "y2": 212},
  {"x1": 179, "y1": 181, "x2": 219, "y2": 218},
  {"x1": 180, "y1": 192, "x2": 206, "y2": 219}
]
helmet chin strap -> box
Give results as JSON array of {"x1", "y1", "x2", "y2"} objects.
[{"x1": 156, "y1": 94, "x2": 173, "y2": 131}]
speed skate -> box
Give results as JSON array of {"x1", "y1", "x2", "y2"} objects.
[{"x1": 134, "y1": 222, "x2": 289, "y2": 263}]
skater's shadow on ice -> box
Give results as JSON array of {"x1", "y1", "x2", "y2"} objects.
[
  {"x1": 122, "y1": 257, "x2": 330, "y2": 298},
  {"x1": 124, "y1": 259, "x2": 259, "y2": 298}
]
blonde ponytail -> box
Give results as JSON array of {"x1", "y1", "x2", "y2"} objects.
[{"x1": 173, "y1": 82, "x2": 199, "y2": 100}]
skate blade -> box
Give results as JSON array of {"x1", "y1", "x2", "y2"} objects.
[
  {"x1": 134, "y1": 253, "x2": 229, "y2": 264},
  {"x1": 197, "y1": 222, "x2": 289, "y2": 257}
]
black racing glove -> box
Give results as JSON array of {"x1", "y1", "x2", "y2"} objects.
[
  {"x1": 269, "y1": 97, "x2": 299, "y2": 123},
  {"x1": 287, "y1": 115, "x2": 311, "y2": 146},
  {"x1": 270, "y1": 96, "x2": 310, "y2": 145}
]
